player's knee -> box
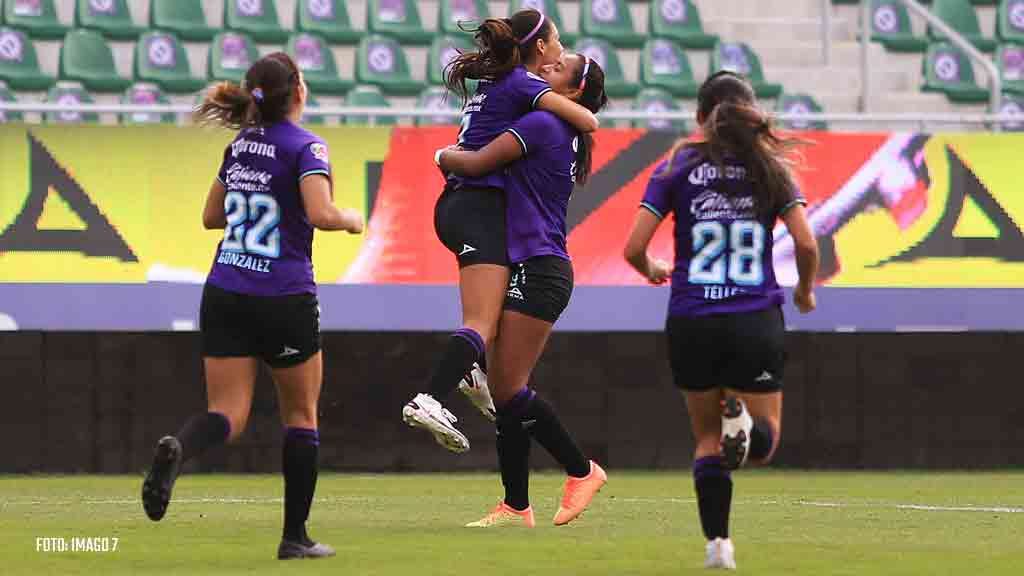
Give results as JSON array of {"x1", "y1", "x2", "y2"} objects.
[{"x1": 694, "y1": 435, "x2": 721, "y2": 460}]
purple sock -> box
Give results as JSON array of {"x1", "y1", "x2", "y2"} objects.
[
  {"x1": 693, "y1": 456, "x2": 732, "y2": 539},
  {"x1": 282, "y1": 427, "x2": 319, "y2": 544},
  {"x1": 426, "y1": 327, "x2": 485, "y2": 400},
  {"x1": 175, "y1": 411, "x2": 230, "y2": 462}
]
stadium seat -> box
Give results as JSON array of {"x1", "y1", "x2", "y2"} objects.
[
  {"x1": 649, "y1": 0, "x2": 718, "y2": 50},
  {"x1": 921, "y1": 42, "x2": 990, "y2": 102},
  {"x1": 368, "y1": 0, "x2": 432, "y2": 45},
  {"x1": 428, "y1": 34, "x2": 472, "y2": 86},
  {"x1": 134, "y1": 31, "x2": 205, "y2": 94},
  {"x1": 208, "y1": 32, "x2": 257, "y2": 83},
  {"x1": 120, "y1": 83, "x2": 174, "y2": 124},
  {"x1": 928, "y1": 0, "x2": 998, "y2": 52},
  {"x1": 0, "y1": 26, "x2": 54, "y2": 90},
  {"x1": 3, "y1": 0, "x2": 67, "y2": 39},
  {"x1": 574, "y1": 37, "x2": 637, "y2": 97},
  {"x1": 45, "y1": 82, "x2": 98, "y2": 123},
  {"x1": 580, "y1": 0, "x2": 644, "y2": 48},
  {"x1": 59, "y1": 29, "x2": 131, "y2": 92},
  {"x1": 344, "y1": 85, "x2": 395, "y2": 125},
  {"x1": 510, "y1": 0, "x2": 574, "y2": 45},
  {"x1": 75, "y1": 0, "x2": 143, "y2": 40},
  {"x1": 150, "y1": 0, "x2": 217, "y2": 42},
  {"x1": 998, "y1": 0, "x2": 1024, "y2": 43},
  {"x1": 356, "y1": 35, "x2": 423, "y2": 95},
  {"x1": 997, "y1": 43, "x2": 1024, "y2": 94},
  {"x1": 439, "y1": 0, "x2": 489, "y2": 36},
  {"x1": 998, "y1": 92, "x2": 1024, "y2": 130},
  {"x1": 416, "y1": 85, "x2": 460, "y2": 125},
  {"x1": 287, "y1": 33, "x2": 353, "y2": 95},
  {"x1": 869, "y1": 0, "x2": 929, "y2": 52},
  {"x1": 710, "y1": 41, "x2": 783, "y2": 99},
  {"x1": 224, "y1": 0, "x2": 288, "y2": 44},
  {"x1": 640, "y1": 39, "x2": 699, "y2": 98},
  {"x1": 0, "y1": 80, "x2": 22, "y2": 122},
  {"x1": 632, "y1": 88, "x2": 687, "y2": 132},
  {"x1": 295, "y1": 0, "x2": 362, "y2": 45},
  {"x1": 776, "y1": 93, "x2": 828, "y2": 131},
  {"x1": 301, "y1": 93, "x2": 325, "y2": 125}
]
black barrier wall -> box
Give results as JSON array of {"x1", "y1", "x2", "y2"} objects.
[{"x1": 2, "y1": 332, "x2": 1023, "y2": 473}]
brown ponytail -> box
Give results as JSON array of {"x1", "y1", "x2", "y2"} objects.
[{"x1": 195, "y1": 52, "x2": 301, "y2": 130}]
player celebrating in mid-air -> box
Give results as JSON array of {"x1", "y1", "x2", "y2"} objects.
[
  {"x1": 141, "y1": 53, "x2": 363, "y2": 560},
  {"x1": 437, "y1": 53, "x2": 609, "y2": 527},
  {"x1": 402, "y1": 9, "x2": 599, "y2": 453},
  {"x1": 623, "y1": 71, "x2": 819, "y2": 569}
]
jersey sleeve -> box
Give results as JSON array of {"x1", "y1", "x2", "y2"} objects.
[
  {"x1": 505, "y1": 112, "x2": 558, "y2": 156},
  {"x1": 775, "y1": 177, "x2": 808, "y2": 218},
  {"x1": 516, "y1": 69, "x2": 553, "y2": 110},
  {"x1": 297, "y1": 139, "x2": 332, "y2": 183},
  {"x1": 640, "y1": 160, "x2": 676, "y2": 220}
]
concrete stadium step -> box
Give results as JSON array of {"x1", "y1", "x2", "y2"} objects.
[
  {"x1": 703, "y1": 17, "x2": 856, "y2": 47},
  {"x1": 698, "y1": 0, "x2": 822, "y2": 20}
]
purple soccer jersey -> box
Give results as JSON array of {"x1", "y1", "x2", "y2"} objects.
[
  {"x1": 206, "y1": 121, "x2": 331, "y2": 297},
  {"x1": 453, "y1": 66, "x2": 552, "y2": 190},
  {"x1": 641, "y1": 147, "x2": 805, "y2": 318},
  {"x1": 503, "y1": 111, "x2": 577, "y2": 263}
]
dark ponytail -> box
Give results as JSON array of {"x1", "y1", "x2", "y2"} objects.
[
  {"x1": 571, "y1": 56, "x2": 608, "y2": 186},
  {"x1": 445, "y1": 9, "x2": 553, "y2": 102},
  {"x1": 195, "y1": 52, "x2": 301, "y2": 130}
]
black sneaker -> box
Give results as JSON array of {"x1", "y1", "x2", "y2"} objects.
[
  {"x1": 278, "y1": 539, "x2": 336, "y2": 560},
  {"x1": 142, "y1": 436, "x2": 183, "y2": 521}
]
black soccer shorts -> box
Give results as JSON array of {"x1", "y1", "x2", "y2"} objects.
[
  {"x1": 434, "y1": 184, "x2": 508, "y2": 268},
  {"x1": 200, "y1": 283, "x2": 321, "y2": 369},
  {"x1": 503, "y1": 256, "x2": 574, "y2": 324}
]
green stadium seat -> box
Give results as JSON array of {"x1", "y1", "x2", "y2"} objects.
[
  {"x1": 997, "y1": 43, "x2": 1024, "y2": 94},
  {"x1": 208, "y1": 32, "x2": 258, "y2": 83},
  {"x1": 75, "y1": 0, "x2": 143, "y2": 40},
  {"x1": 921, "y1": 42, "x2": 990, "y2": 102},
  {"x1": 998, "y1": 0, "x2": 1024, "y2": 43},
  {"x1": 649, "y1": 0, "x2": 718, "y2": 50},
  {"x1": 301, "y1": 93, "x2": 326, "y2": 125},
  {"x1": 287, "y1": 33, "x2": 353, "y2": 95},
  {"x1": 416, "y1": 85, "x2": 460, "y2": 126},
  {"x1": 296, "y1": 0, "x2": 362, "y2": 45},
  {"x1": 356, "y1": 35, "x2": 423, "y2": 95},
  {"x1": 134, "y1": 31, "x2": 205, "y2": 94},
  {"x1": 45, "y1": 82, "x2": 98, "y2": 123},
  {"x1": 224, "y1": 0, "x2": 288, "y2": 44},
  {"x1": 928, "y1": 0, "x2": 998, "y2": 52},
  {"x1": 368, "y1": 0, "x2": 432, "y2": 45},
  {"x1": 344, "y1": 85, "x2": 395, "y2": 125},
  {"x1": 632, "y1": 88, "x2": 687, "y2": 132},
  {"x1": 869, "y1": 0, "x2": 929, "y2": 52},
  {"x1": 439, "y1": 0, "x2": 489, "y2": 36},
  {"x1": 0, "y1": 26, "x2": 54, "y2": 90},
  {"x1": 998, "y1": 92, "x2": 1024, "y2": 130},
  {"x1": 575, "y1": 37, "x2": 637, "y2": 97},
  {"x1": 59, "y1": 29, "x2": 131, "y2": 92},
  {"x1": 710, "y1": 41, "x2": 783, "y2": 99},
  {"x1": 776, "y1": 93, "x2": 828, "y2": 131},
  {"x1": 0, "y1": 80, "x2": 22, "y2": 122},
  {"x1": 640, "y1": 39, "x2": 698, "y2": 98},
  {"x1": 580, "y1": 0, "x2": 644, "y2": 48},
  {"x1": 428, "y1": 35, "x2": 472, "y2": 86},
  {"x1": 3, "y1": 0, "x2": 67, "y2": 39},
  {"x1": 511, "y1": 0, "x2": 574, "y2": 45},
  {"x1": 150, "y1": 0, "x2": 217, "y2": 42},
  {"x1": 120, "y1": 83, "x2": 174, "y2": 124}
]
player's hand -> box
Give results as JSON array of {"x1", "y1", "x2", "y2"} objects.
[
  {"x1": 647, "y1": 258, "x2": 671, "y2": 285},
  {"x1": 341, "y1": 208, "x2": 364, "y2": 234},
  {"x1": 794, "y1": 286, "x2": 816, "y2": 313}
]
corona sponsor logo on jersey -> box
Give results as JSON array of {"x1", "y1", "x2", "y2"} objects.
[
  {"x1": 688, "y1": 162, "x2": 747, "y2": 186},
  {"x1": 230, "y1": 138, "x2": 277, "y2": 159}
]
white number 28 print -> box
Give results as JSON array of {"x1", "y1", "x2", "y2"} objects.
[
  {"x1": 221, "y1": 192, "x2": 281, "y2": 258},
  {"x1": 688, "y1": 220, "x2": 765, "y2": 286}
]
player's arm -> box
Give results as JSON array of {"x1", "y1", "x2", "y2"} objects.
[
  {"x1": 300, "y1": 174, "x2": 364, "y2": 233},
  {"x1": 536, "y1": 92, "x2": 599, "y2": 133},
  {"x1": 202, "y1": 180, "x2": 227, "y2": 229},
  {"x1": 437, "y1": 133, "x2": 523, "y2": 178},
  {"x1": 623, "y1": 209, "x2": 670, "y2": 285},
  {"x1": 780, "y1": 202, "x2": 819, "y2": 313}
]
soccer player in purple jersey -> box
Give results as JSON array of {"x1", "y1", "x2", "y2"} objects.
[
  {"x1": 141, "y1": 53, "x2": 363, "y2": 560},
  {"x1": 437, "y1": 54, "x2": 609, "y2": 527},
  {"x1": 402, "y1": 9, "x2": 600, "y2": 453},
  {"x1": 623, "y1": 71, "x2": 819, "y2": 569}
]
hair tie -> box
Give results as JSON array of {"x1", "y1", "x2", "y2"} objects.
[
  {"x1": 579, "y1": 56, "x2": 591, "y2": 91},
  {"x1": 518, "y1": 13, "x2": 546, "y2": 45},
  {"x1": 251, "y1": 87, "x2": 264, "y2": 102}
]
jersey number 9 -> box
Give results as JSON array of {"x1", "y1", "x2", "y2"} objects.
[
  {"x1": 221, "y1": 192, "x2": 281, "y2": 258},
  {"x1": 689, "y1": 220, "x2": 765, "y2": 286}
]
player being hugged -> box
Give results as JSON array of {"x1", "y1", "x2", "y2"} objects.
[
  {"x1": 402, "y1": 9, "x2": 599, "y2": 453},
  {"x1": 141, "y1": 52, "x2": 363, "y2": 560},
  {"x1": 623, "y1": 71, "x2": 819, "y2": 569},
  {"x1": 437, "y1": 53, "x2": 609, "y2": 527}
]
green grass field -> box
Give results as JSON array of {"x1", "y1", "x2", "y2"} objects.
[{"x1": 1, "y1": 471, "x2": 1021, "y2": 575}]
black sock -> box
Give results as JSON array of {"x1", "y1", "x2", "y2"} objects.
[
  {"x1": 175, "y1": 412, "x2": 230, "y2": 462},
  {"x1": 518, "y1": 391, "x2": 590, "y2": 478},
  {"x1": 693, "y1": 456, "x2": 733, "y2": 540},
  {"x1": 748, "y1": 419, "x2": 775, "y2": 461},
  {"x1": 282, "y1": 428, "x2": 319, "y2": 545},
  {"x1": 426, "y1": 328, "x2": 484, "y2": 399},
  {"x1": 496, "y1": 400, "x2": 531, "y2": 511}
]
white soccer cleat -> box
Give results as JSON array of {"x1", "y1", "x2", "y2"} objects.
[
  {"x1": 721, "y1": 397, "x2": 753, "y2": 470},
  {"x1": 458, "y1": 363, "x2": 496, "y2": 422},
  {"x1": 402, "y1": 393, "x2": 470, "y2": 453},
  {"x1": 704, "y1": 538, "x2": 736, "y2": 570}
]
